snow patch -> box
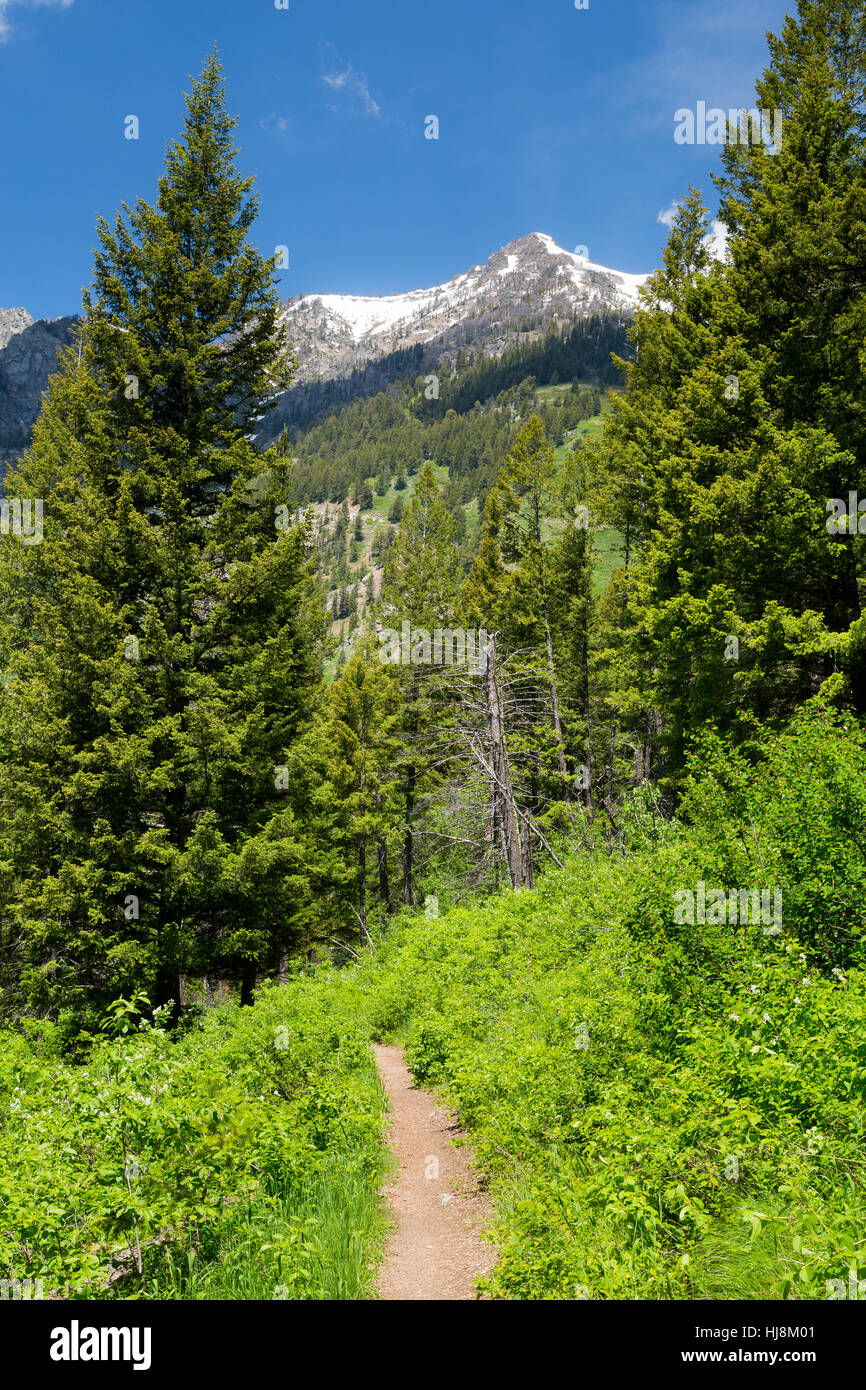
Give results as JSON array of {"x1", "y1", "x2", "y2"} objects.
[{"x1": 283, "y1": 232, "x2": 650, "y2": 347}]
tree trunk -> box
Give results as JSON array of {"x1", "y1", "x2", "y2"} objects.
[
  {"x1": 580, "y1": 624, "x2": 594, "y2": 819},
  {"x1": 402, "y1": 675, "x2": 418, "y2": 905},
  {"x1": 533, "y1": 493, "x2": 569, "y2": 789},
  {"x1": 239, "y1": 959, "x2": 256, "y2": 1008},
  {"x1": 402, "y1": 765, "x2": 415, "y2": 905},
  {"x1": 484, "y1": 633, "x2": 527, "y2": 888},
  {"x1": 359, "y1": 835, "x2": 368, "y2": 948},
  {"x1": 373, "y1": 784, "x2": 391, "y2": 910},
  {"x1": 377, "y1": 834, "x2": 391, "y2": 910},
  {"x1": 606, "y1": 718, "x2": 616, "y2": 804}
]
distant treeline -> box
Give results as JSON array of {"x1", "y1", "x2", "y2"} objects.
[
  {"x1": 278, "y1": 374, "x2": 602, "y2": 508},
  {"x1": 413, "y1": 313, "x2": 630, "y2": 419},
  {"x1": 264, "y1": 311, "x2": 629, "y2": 440}
]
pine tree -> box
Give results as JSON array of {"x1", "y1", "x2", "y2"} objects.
[
  {"x1": 286, "y1": 642, "x2": 402, "y2": 946},
  {"x1": 595, "y1": 3, "x2": 866, "y2": 776},
  {"x1": 549, "y1": 459, "x2": 598, "y2": 812},
  {"x1": 382, "y1": 463, "x2": 461, "y2": 902},
  {"x1": 0, "y1": 55, "x2": 321, "y2": 1022},
  {"x1": 496, "y1": 415, "x2": 570, "y2": 793}
]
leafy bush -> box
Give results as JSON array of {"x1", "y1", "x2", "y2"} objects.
[
  {"x1": 0, "y1": 973, "x2": 386, "y2": 1300},
  {"x1": 346, "y1": 705, "x2": 866, "y2": 1299}
]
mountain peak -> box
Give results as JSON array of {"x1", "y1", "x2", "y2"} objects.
[{"x1": 276, "y1": 233, "x2": 649, "y2": 394}]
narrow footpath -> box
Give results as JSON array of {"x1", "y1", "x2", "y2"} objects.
[{"x1": 373, "y1": 1043, "x2": 496, "y2": 1300}]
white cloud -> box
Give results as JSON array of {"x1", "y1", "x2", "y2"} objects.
[
  {"x1": 321, "y1": 56, "x2": 380, "y2": 118},
  {"x1": 705, "y1": 219, "x2": 729, "y2": 261},
  {"x1": 259, "y1": 112, "x2": 289, "y2": 134},
  {"x1": 657, "y1": 200, "x2": 729, "y2": 262},
  {"x1": 0, "y1": 0, "x2": 74, "y2": 44}
]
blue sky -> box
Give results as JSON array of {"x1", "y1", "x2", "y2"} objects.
[{"x1": 0, "y1": 0, "x2": 792, "y2": 319}]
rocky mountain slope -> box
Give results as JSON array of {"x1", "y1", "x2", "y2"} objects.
[
  {"x1": 277, "y1": 232, "x2": 647, "y2": 389},
  {"x1": 0, "y1": 310, "x2": 79, "y2": 462},
  {"x1": 0, "y1": 232, "x2": 648, "y2": 465}
]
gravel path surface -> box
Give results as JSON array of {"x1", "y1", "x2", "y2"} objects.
[{"x1": 374, "y1": 1044, "x2": 496, "y2": 1301}]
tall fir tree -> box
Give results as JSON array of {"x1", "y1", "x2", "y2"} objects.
[
  {"x1": 595, "y1": 1, "x2": 866, "y2": 778},
  {"x1": 381, "y1": 463, "x2": 461, "y2": 903},
  {"x1": 0, "y1": 55, "x2": 322, "y2": 1023}
]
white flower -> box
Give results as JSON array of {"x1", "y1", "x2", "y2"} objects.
[
  {"x1": 802, "y1": 976, "x2": 811, "y2": 985},
  {"x1": 729, "y1": 1013, "x2": 739, "y2": 1021},
  {"x1": 762, "y1": 1013, "x2": 771, "y2": 1022},
  {"x1": 749, "y1": 984, "x2": 759, "y2": 993},
  {"x1": 794, "y1": 997, "x2": 801, "y2": 1005}
]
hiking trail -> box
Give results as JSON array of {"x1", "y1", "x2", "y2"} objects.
[{"x1": 373, "y1": 1043, "x2": 496, "y2": 1301}]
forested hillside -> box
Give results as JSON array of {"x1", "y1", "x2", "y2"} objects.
[{"x1": 1, "y1": 0, "x2": 864, "y2": 1308}]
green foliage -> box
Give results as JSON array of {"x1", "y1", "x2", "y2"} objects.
[
  {"x1": 0, "y1": 56, "x2": 323, "y2": 1021},
  {"x1": 0, "y1": 973, "x2": 385, "y2": 1300},
  {"x1": 344, "y1": 707, "x2": 866, "y2": 1300},
  {"x1": 594, "y1": 1, "x2": 866, "y2": 775}
]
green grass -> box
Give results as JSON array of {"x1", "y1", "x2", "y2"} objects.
[
  {"x1": 155, "y1": 1143, "x2": 388, "y2": 1301},
  {"x1": 592, "y1": 524, "x2": 624, "y2": 593},
  {"x1": 368, "y1": 463, "x2": 449, "y2": 523},
  {"x1": 534, "y1": 383, "x2": 575, "y2": 404},
  {"x1": 328, "y1": 705, "x2": 866, "y2": 1301}
]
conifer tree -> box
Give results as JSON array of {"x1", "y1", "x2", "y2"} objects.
[
  {"x1": 597, "y1": 2, "x2": 866, "y2": 776},
  {"x1": 286, "y1": 642, "x2": 402, "y2": 946},
  {"x1": 382, "y1": 463, "x2": 461, "y2": 902},
  {"x1": 0, "y1": 55, "x2": 321, "y2": 1021},
  {"x1": 496, "y1": 415, "x2": 570, "y2": 792}
]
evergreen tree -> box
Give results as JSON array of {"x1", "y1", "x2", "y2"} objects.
[
  {"x1": 382, "y1": 463, "x2": 461, "y2": 902},
  {"x1": 287, "y1": 643, "x2": 402, "y2": 946},
  {"x1": 496, "y1": 415, "x2": 570, "y2": 792},
  {"x1": 596, "y1": 3, "x2": 866, "y2": 776},
  {"x1": 0, "y1": 55, "x2": 322, "y2": 1022}
]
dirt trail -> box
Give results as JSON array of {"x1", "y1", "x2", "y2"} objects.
[{"x1": 373, "y1": 1043, "x2": 496, "y2": 1300}]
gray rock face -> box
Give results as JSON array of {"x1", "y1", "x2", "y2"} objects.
[
  {"x1": 0, "y1": 308, "x2": 34, "y2": 351},
  {"x1": 276, "y1": 232, "x2": 648, "y2": 390},
  {"x1": 0, "y1": 232, "x2": 648, "y2": 467},
  {"x1": 0, "y1": 312, "x2": 80, "y2": 465}
]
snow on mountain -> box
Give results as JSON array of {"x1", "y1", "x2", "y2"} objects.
[
  {"x1": 277, "y1": 232, "x2": 649, "y2": 387},
  {"x1": 0, "y1": 234, "x2": 650, "y2": 462}
]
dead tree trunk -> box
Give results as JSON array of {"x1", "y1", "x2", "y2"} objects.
[
  {"x1": 359, "y1": 834, "x2": 368, "y2": 949},
  {"x1": 402, "y1": 764, "x2": 415, "y2": 905},
  {"x1": 533, "y1": 492, "x2": 569, "y2": 791},
  {"x1": 374, "y1": 789, "x2": 391, "y2": 910},
  {"x1": 484, "y1": 633, "x2": 528, "y2": 888}
]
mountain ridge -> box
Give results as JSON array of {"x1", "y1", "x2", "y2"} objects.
[
  {"x1": 0, "y1": 232, "x2": 648, "y2": 464},
  {"x1": 276, "y1": 231, "x2": 648, "y2": 389}
]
